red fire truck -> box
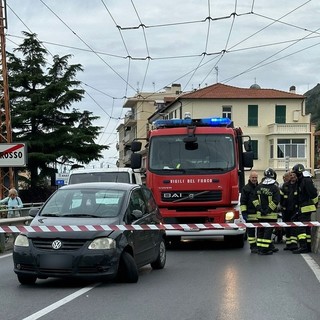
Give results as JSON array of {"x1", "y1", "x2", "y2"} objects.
[{"x1": 130, "y1": 116, "x2": 253, "y2": 248}]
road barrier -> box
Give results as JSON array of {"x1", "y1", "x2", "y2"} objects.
[
  {"x1": 0, "y1": 203, "x2": 43, "y2": 253},
  {"x1": 1, "y1": 221, "x2": 320, "y2": 234}
]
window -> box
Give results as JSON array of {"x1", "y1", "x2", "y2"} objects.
[
  {"x1": 277, "y1": 138, "x2": 305, "y2": 158},
  {"x1": 276, "y1": 105, "x2": 286, "y2": 124},
  {"x1": 248, "y1": 105, "x2": 258, "y2": 126},
  {"x1": 270, "y1": 139, "x2": 274, "y2": 159},
  {"x1": 222, "y1": 106, "x2": 232, "y2": 120},
  {"x1": 142, "y1": 187, "x2": 158, "y2": 212},
  {"x1": 251, "y1": 140, "x2": 258, "y2": 160},
  {"x1": 129, "y1": 189, "x2": 146, "y2": 214}
]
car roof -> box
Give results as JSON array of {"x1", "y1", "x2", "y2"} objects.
[
  {"x1": 69, "y1": 167, "x2": 134, "y2": 174},
  {"x1": 59, "y1": 182, "x2": 140, "y2": 191}
]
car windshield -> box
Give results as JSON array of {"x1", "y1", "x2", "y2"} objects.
[{"x1": 40, "y1": 188, "x2": 125, "y2": 218}]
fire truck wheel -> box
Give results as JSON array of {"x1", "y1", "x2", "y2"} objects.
[
  {"x1": 224, "y1": 234, "x2": 245, "y2": 248},
  {"x1": 165, "y1": 236, "x2": 181, "y2": 248}
]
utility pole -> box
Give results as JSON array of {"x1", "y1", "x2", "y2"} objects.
[{"x1": 0, "y1": 0, "x2": 14, "y2": 198}]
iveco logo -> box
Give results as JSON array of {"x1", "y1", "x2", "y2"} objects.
[
  {"x1": 52, "y1": 240, "x2": 62, "y2": 250},
  {"x1": 163, "y1": 193, "x2": 182, "y2": 198}
]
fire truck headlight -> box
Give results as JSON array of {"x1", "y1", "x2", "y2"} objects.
[{"x1": 225, "y1": 211, "x2": 235, "y2": 222}]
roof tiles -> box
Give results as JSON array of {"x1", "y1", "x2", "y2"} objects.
[{"x1": 180, "y1": 83, "x2": 304, "y2": 100}]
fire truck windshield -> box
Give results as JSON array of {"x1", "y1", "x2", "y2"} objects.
[{"x1": 149, "y1": 134, "x2": 235, "y2": 171}]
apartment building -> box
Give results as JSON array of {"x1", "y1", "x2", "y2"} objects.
[
  {"x1": 118, "y1": 82, "x2": 314, "y2": 180},
  {"x1": 116, "y1": 84, "x2": 182, "y2": 168}
]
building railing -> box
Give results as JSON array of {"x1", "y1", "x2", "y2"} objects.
[
  {"x1": 269, "y1": 158, "x2": 308, "y2": 171},
  {"x1": 267, "y1": 123, "x2": 310, "y2": 135},
  {"x1": 0, "y1": 202, "x2": 43, "y2": 253}
]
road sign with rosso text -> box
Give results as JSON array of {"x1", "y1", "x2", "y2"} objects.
[{"x1": 0, "y1": 143, "x2": 27, "y2": 167}]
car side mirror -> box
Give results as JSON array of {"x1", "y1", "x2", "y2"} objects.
[
  {"x1": 131, "y1": 209, "x2": 143, "y2": 221},
  {"x1": 29, "y1": 207, "x2": 40, "y2": 217}
]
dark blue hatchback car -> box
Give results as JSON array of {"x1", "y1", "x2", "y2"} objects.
[{"x1": 13, "y1": 182, "x2": 166, "y2": 284}]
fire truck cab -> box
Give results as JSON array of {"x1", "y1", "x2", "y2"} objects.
[{"x1": 131, "y1": 116, "x2": 253, "y2": 248}]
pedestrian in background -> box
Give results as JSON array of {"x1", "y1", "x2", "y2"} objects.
[
  {"x1": 253, "y1": 168, "x2": 280, "y2": 255},
  {"x1": 240, "y1": 171, "x2": 259, "y2": 253},
  {"x1": 280, "y1": 172, "x2": 299, "y2": 251},
  {"x1": 0, "y1": 188, "x2": 24, "y2": 218},
  {"x1": 280, "y1": 171, "x2": 291, "y2": 188},
  {"x1": 291, "y1": 164, "x2": 318, "y2": 254}
]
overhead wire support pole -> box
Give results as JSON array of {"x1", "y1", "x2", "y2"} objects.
[{"x1": 0, "y1": 0, "x2": 14, "y2": 198}]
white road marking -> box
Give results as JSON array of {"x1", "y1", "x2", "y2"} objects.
[
  {"x1": 22, "y1": 283, "x2": 101, "y2": 320},
  {"x1": 301, "y1": 254, "x2": 320, "y2": 283}
]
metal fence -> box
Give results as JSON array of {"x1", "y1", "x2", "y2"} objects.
[{"x1": 0, "y1": 203, "x2": 43, "y2": 253}]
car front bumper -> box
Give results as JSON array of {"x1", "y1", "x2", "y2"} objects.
[
  {"x1": 165, "y1": 227, "x2": 246, "y2": 237},
  {"x1": 13, "y1": 246, "x2": 120, "y2": 280}
]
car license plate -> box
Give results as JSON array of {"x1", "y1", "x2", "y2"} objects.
[{"x1": 39, "y1": 254, "x2": 72, "y2": 269}]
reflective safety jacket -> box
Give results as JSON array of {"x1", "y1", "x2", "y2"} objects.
[
  {"x1": 297, "y1": 176, "x2": 318, "y2": 214},
  {"x1": 280, "y1": 181, "x2": 298, "y2": 216},
  {"x1": 252, "y1": 178, "x2": 280, "y2": 220},
  {"x1": 240, "y1": 180, "x2": 258, "y2": 221}
]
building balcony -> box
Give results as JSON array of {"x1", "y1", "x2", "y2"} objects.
[
  {"x1": 123, "y1": 131, "x2": 136, "y2": 145},
  {"x1": 124, "y1": 114, "x2": 137, "y2": 127},
  {"x1": 267, "y1": 123, "x2": 310, "y2": 135},
  {"x1": 124, "y1": 152, "x2": 132, "y2": 164},
  {"x1": 268, "y1": 158, "x2": 308, "y2": 171}
]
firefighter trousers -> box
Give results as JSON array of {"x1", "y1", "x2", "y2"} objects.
[
  {"x1": 256, "y1": 218, "x2": 277, "y2": 252},
  {"x1": 282, "y1": 211, "x2": 298, "y2": 248},
  {"x1": 296, "y1": 212, "x2": 313, "y2": 250}
]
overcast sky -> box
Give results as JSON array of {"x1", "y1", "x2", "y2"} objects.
[{"x1": 4, "y1": 0, "x2": 320, "y2": 169}]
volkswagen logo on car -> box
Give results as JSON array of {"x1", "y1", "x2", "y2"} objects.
[{"x1": 52, "y1": 240, "x2": 62, "y2": 250}]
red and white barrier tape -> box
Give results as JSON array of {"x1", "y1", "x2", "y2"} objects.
[{"x1": 1, "y1": 221, "x2": 320, "y2": 233}]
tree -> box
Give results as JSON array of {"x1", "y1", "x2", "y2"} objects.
[{"x1": 7, "y1": 32, "x2": 108, "y2": 188}]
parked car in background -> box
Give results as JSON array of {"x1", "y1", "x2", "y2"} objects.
[
  {"x1": 13, "y1": 182, "x2": 166, "y2": 284},
  {"x1": 67, "y1": 167, "x2": 143, "y2": 185}
]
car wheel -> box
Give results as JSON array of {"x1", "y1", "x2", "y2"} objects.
[
  {"x1": 117, "y1": 252, "x2": 139, "y2": 283},
  {"x1": 151, "y1": 239, "x2": 166, "y2": 270},
  {"x1": 17, "y1": 274, "x2": 37, "y2": 285}
]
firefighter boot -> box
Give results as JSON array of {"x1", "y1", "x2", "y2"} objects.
[
  {"x1": 292, "y1": 240, "x2": 308, "y2": 254},
  {"x1": 258, "y1": 248, "x2": 273, "y2": 255},
  {"x1": 250, "y1": 244, "x2": 259, "y2": 254},
  {"x1": 269, "y1": 243, "x2": 279, "y2": 253}
]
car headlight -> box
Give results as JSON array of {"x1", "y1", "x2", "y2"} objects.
[
  {"x1": 225, "y1": 211, "x2": 235, "y2": 222},
  {"x1": 88, "y1": 237, "x2": 116, "y2": 250},
  {"x1": 14, "y1": 234, "x2": 29, "y2": 247}
]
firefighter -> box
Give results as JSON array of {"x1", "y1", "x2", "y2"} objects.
[
  {"x1": 291, "y1": 164, "x2": 318, "y2": 254},
  {"x1": 280, "y1": 171, "x2": 299, "y2": 251},
  {"x1": 253, "y1": 168, "x2": 280, "y2": 255},
  {"x1": 240, "y1": 171, "x2": 259, "y2": 253}
]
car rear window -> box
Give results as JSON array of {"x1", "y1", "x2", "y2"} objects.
[{"x1": 69, "y1": 172, "x2": 131, "y2": 184}]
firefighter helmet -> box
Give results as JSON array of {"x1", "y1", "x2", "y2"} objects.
[
  {"x1": 264, "y1": 167, "x2": 276, "y2": 179},
  {"x1": 292, "y1": 163, "x2": 305, "y2": 176}
]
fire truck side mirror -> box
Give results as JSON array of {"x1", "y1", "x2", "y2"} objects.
[
  {"x1": 243, "y1": 140, "x2": 252, "y2": 152},
  {"x1": 243, "y1": 151, "x2": 254, "y2": 168},
  {"x1": 131, "y1": 153, "x2": 142, "y2": 169},
  {"x1": 185, "y1": 142, "x2": 198, "y2": 150},
  {"x1": 131, "y1": 141, "x2": 142, "y2": 152}
]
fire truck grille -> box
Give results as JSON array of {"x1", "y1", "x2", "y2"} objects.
[{"x1": 161, "y1": 190, "x2": 222, "y2": 202}]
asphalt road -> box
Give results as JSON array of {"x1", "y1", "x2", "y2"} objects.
[{"x1": 1, "y1": 239, "x2": 320, "y2": 320}]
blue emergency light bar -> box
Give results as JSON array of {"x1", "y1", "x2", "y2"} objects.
[{"x1": 153, "y1": 117, "x2": 232, "y2": 129}]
